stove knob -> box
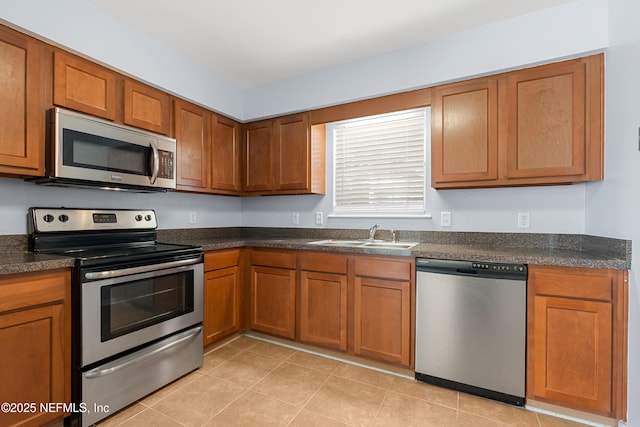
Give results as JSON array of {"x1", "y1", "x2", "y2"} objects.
[
  {"x1": 43, "y1": 214, "x2": 55, "y2": 223},
  {"x1": 58, "y1": 214, "x2": 69, "y2": 223},
  {"x1": 135, "y1": 214, "x2": 143, "y2": 221},
  {"x1": 145, "y1": 214, "x2": 152, "y2": 222}
]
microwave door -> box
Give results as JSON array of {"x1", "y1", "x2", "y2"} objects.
[{"x1": 59, "y1": 129, "x2": 153, "y2": 186}]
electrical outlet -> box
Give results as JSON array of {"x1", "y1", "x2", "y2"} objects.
[
  {"x1": 315, "y1": 211, "x2": 324, "y2": 225},
  {"x1": 189, "y1": 212, "x2": 197, "y2": 224},
  {"x1": 517, "y1": 212, "x2": 530, "y2": 229},
  {"x1": 292, "y1": 212, "x2": 300, "y2": 224},
  {"x1": 441, "y1": 211, "x2": 452, "y2": 227}
]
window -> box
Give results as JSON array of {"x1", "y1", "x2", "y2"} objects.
[{"x1": 332, "y1": 108, "x2": 427, "y2": 216}]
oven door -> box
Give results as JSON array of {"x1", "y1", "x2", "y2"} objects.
[{"x1": 81, "y1": 259, "x2": 203, "y2": 367}]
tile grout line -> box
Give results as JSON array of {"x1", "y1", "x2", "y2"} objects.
[{"x1": 199, "y1": 341, "x2": 290, "y2": 426}]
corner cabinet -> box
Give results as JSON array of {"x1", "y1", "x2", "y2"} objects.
[
  {"x1": 174, "y1": 99, "x2": 211, "y2": 191},
  {"x1": 211, "y1": 114, "x2": 242, "y2": 193},
  {"x1": 173, "y1": 98, "x2": 242, "y2": 195},
  {"x1": 432, "y1": 54, "x2": 603, "y2": 189},
  {"x1": 527, "y1": 265, "x2": 628, "y2": 420},
  {"x1": 203, "y1": 249, "x2": 243, "y2": 345},
  {"x1": 243, "y1": 113, "x2": 326, "y2": 195},
  {"x1": 0, "y1": 269, "x2": 70, "y2": 427},
  {"x1": 249, "y1": 249, "x2": 297, "y2": 339},
  {"x1": 0, "y1": 25, "x2": 45, "y2": 177}
]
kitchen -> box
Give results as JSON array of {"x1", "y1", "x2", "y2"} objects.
[{"x1": 0, "y1": 0, "x2": 638, "y2": 426}]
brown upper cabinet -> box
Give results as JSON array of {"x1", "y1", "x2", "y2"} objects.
[
  {"x1": 174, "y1": 99, "x2": 211, "y2": 191},
  {"x1": 0, "y1": 26, "x2": 46, "y2": 177},
  {"x1": 211, "y1": 114, "x2": 242, "y2": 193},
  {"x1": 53, "y1": 50, "x2": 118, "y2": 121},
  {"x1": 53, "y1": 50, "x2": 173, "y2": 137},
  {"x1": 243, "y1": 119, "x2": 274, "y2": 193},
  {"x1": 123, "y1": 79, "x2": 171, "y2": 135},
  {"x1": 173, "y1": 98, "x2": 242, "y2": 195},
  {"x1": 432, "y1": 54, "x2": 603, "y2": 188},
  {"x1": 244, "y1": 113, "x2": 326, "y2": 195}
]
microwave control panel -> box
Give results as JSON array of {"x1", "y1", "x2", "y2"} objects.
[{"x1": 158, "y1": 150, "x2": 174, "y2": 179}]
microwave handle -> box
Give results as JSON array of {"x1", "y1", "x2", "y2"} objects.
[{"x1": 149, "y1": 141, "x2": 159, "y2": 184}]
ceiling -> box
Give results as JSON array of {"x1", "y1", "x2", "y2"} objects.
[{"x1": 89, "y1": 0, "x2": 574, "y2": 89}]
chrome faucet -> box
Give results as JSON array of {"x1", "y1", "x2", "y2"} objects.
[
  {"x1": 368, "y1": 223, "x2": 380, "y2": 240},
  {"x1": 391, "y1": 229, "x2": 398, "y2": 243}
]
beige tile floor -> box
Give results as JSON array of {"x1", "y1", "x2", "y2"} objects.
[{"x1": 96, "y1": 336, "x2": 589, "y2": 427}]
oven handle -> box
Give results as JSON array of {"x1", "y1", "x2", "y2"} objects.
[
  {"x1": 84, "y1": 326, "x2": 202, "y2": 379},
  {"x1": 85, "y1": 257, "x2": 201, "y2": 280}
]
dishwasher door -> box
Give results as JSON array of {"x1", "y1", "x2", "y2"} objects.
[{"x1": 415, "y1": 259, "x2": 526, "y2": 406}]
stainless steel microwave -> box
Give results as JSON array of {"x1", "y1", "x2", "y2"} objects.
[{"x1": 32, "y1": 107, "x2": 176, "y2": 192}]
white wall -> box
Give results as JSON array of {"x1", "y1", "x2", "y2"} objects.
[
  {"x1": 244, "y1": 0, "x2": 608, "y2": 120},
  {"x1": 0, "y1": 178, "x2": 242, "y2": 235},
  {"x1": 0, "y1": 0, "x2": 244, "y2": 120},
  {"x1": 586, "y1": 0, "x2": 640, "y2": 425}
]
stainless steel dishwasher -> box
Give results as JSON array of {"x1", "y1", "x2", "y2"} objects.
[{"x1": 415, "y1": 258, "x2": 527, "y2": 406}]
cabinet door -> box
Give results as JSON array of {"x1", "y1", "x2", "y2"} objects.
[
  {"x1": 431, "y1": 78, "x2": 498, "y2": 186},
  {"x1": 273, "y1": 113, "x2": 310, "y2": 191},
  {"x1": 249, "y1": 265, "x2": 296, "y2": 338},
  {"x1": 0, "y1": 26, "x2": 45, "y2": 176},
  {"x1": 504, "y1": 59, "x2": 587, "y2": 179},
  {"x1": 123, "y1": 79, "x2": 171, "y2": 135},
  {"x1": 204, "y1": 266, "x2": 241, "y2": 345},
  {"x1": 244, "y1": 120, "x2": 273, "y2": 192},
  {"x1": 300, "y1": 270, "x2": 347, "y2": 351},
  {"x1": 0, "y1": 303, "x2": 65, "y2": 427},
  {"x1": 53, "y1": 50, "x2": 117, "y2": 120},
  {"x1": 531, "y1": 295, "x2": 612, "y2": 414},
  {"x1": 353, "y1": 276, "x2": 411, "y2": 366},
  {"x1": 527, "y1": 264, "x2": 627, "y2": 419},
  {"x1": 174, "y1": 99, "x2": 211, "y2": 191},
  {"x1": 211, "y1": 114, "x2": 241, "y2": 193}
]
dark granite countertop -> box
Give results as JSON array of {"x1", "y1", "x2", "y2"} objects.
[
  {"x1": 0, "y1": 227, "x2": 631, "y2": 276},
  {"x1": 0, "y1": 250, "x2": 75, "y2": 275}
]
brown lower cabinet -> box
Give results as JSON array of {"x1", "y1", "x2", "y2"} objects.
[
  {"x1": 0, "y1": 269, "x2": 70, "y2": 427},
  {"x1": 352, "y1": 256, "x2": 413, "y2": 367},
  {"x1": 243, "y1": 249, "x2": 414, "y2": 368},
  {"x1": 299, "y1": 252, "x2": 348, "y2": 351},
  {"x1": 527, "y1": 265, "x2": 628, "y2": 420},
  {"x1": 249, "y1": 249, "x2": 297, "y2": 339},
  {"x1": 203, "y1": 249, "x2": 243, "y2": 346}
]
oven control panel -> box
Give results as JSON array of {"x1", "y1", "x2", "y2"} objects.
[{"x1": 30, "y1": 208, "x2": 157, "y2": 232}]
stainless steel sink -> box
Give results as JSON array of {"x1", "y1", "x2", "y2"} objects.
[{"x1": 308, "y1": 239, "x2": 419, "y2": 250}]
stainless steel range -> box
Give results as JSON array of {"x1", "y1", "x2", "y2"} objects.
[{"x1": 28, "y1": 208, "x2": 204, "y2": 427}]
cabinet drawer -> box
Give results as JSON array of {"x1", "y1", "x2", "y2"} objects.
[
  {"x1": 204, "y1": 249, "x2": 241, "y2": 271},
  {"x1": 530, "y1": 265, "x2": 613, "y2": 302},
  {"x1": 250, "y1": 249, "x2": 296, "y2": 269},
  {"x1": 0, "y1": 270, "x2": 68, "y2": 313},
  {"x1": 353, "y1": 256, "x2": 412, "y2": 281},
  {"x1": 299, "y1": 252, "x2": 347, "y2": 274}
]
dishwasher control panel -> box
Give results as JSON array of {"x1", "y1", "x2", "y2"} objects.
[
  {"x1": 471, "y1": 262, "x2": 526, "y2": 273},
  {"x1": 416, "y1": 258, "x2": 527, "y2": 279}
]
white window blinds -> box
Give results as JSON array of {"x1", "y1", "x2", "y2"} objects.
[{"x1": 333, "y1": 108, "x2": 426, "y2": 216}]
